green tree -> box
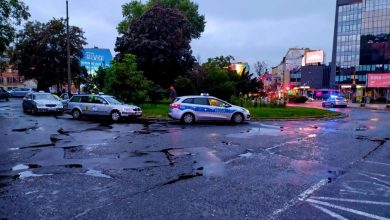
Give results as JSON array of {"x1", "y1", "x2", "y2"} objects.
[
  {"x1": 0, "y1": 0, "x2": 30, "y2": 54},
  {"x1": 118, "y1": 0, "x2": 205, "y2": 39},
  {"x1": 104, "y1": 54, "x2": 152, "y2": 105},
  {"x1": 147, "y1": 84, "x2": 165, "y2": 105},
  {"x1": 174, "y1": 76, "x2": 196, "y2": 96},
  {"x1": 199, "y1": 56, "x2": 237, "y2": 101},
  {"x1": 12, "y1": 19, "x2": 86, "y2": 90},
  {"x1": 115, "y1": 4, "x2": 195, "y2": 88},
  {"x1": 235, "y1": 67, "x2": 263, "y2": 95}
]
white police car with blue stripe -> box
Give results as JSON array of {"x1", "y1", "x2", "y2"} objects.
[{"x1": 168, "y1": 94, "x2": 250, "y2": 124}]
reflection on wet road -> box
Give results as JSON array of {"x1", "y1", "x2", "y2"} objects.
[{"x1": 0, "y1": 99, "x2": 389, "y2": 219}]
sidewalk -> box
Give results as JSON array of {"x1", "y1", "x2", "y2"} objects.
[{"x1": 348, "y1": 102, "x2": 390, "y2": 110}]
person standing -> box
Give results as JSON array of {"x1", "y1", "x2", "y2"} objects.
[{"x1": 169, "y1": 85, "x2": 177, "y2": 101}]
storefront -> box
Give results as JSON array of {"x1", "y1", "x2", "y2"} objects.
[{"x1": 366, "y1": 73, "x2": 390, "y2": 103}]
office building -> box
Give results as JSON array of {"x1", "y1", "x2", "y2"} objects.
[{"x1": 331, "y1": 0, "x2": 390, "y2": 102}]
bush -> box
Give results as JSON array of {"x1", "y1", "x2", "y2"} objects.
[{"x1": 288, "y1": 95, "x2": 308, "y2": 103}]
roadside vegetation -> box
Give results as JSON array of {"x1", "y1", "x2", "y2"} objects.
[{"x1": 140, "y1": 102, "x2": 341, "y2": 119}]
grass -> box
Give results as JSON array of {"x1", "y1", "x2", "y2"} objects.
[{"x1": 140, "y1": 103, "x2": 342, "y2": 119}]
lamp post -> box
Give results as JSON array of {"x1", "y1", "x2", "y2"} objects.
[{"x1": 66, "y1": 0, "x2": 71, "y2": 97}]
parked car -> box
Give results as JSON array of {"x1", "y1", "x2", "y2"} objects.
[
  {"x1": 22, "y1": 92, "x2": 64, "y2": 114},
  {"x1": 9, "y1": 88, "x2": 34, "y2": 97},
  {"x1": 322, "y1": 96, "x2": 348, "y2": 108},
  {"x1": 66, "y1": 94, "x2": 142, "y2": 121},
  {"x1": 168, "y1": 94, "x2": 251, "y2": 124},
  {"x1": 0, "y1": 87, "x2": 10, "y2": 101}
]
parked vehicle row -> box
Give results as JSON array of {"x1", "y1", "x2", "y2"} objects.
[
  {"x1": 22, "y1": 92, "x2": 143, "y2": 122},
  {"x1": 20, "y1": 92, "x2": 251, "y2": 124}
]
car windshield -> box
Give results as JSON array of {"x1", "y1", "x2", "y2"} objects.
[
  {"x1": 33, "y1": 93, "x2": 56, "y2": 100},
  {"x1": 105, "y1": 96, "x2": 123, "y2": 105}
]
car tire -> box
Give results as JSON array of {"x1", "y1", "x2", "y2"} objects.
[
  {"x1": 322, "y1": 103, "x2": 325, "y2": 107},
  {"x1": 5, "y1": 97, "x2": 9, "y2": 101},
  {"x1": 232, "y1": 113, "x2": 244, "y2": 124},
  {"x1": 181, "y1": 113, "x2": 194, "y2": 124},
  {"x1": 23, "y1": 105, "x2": 27, "y2": 113},
  {"x1": 31, "y1": 106, "x2": 38, "y2": 114},
  {"x1": 72, "y1": 109, "x2": 81, "y2": 120},
  {"x1": 110, "y1": 110, "x2": 121, "y2": 122},
  {"x1": 330, "y1": 103, "x2": 334, "y2": 108}
]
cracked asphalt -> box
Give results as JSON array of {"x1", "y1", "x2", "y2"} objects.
[{"x1": 0, "y1": 99, "x2": 389, "y2": 219}]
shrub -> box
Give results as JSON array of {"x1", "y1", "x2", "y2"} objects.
[{"x1": 288, "y1": 95, "x2": 308, "y2": 103}]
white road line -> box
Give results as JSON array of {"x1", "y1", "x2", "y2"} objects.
[
  {"x1": 358, "y1": 173, "x2": 390, "y2": 186},
  {"x1": 270, "y1": 179, "x2": 328, "y2": 218},
  {"x1": 364, "y1": 160, "x2": 390, "y2": 167},
  {"x1": 311, "y1": 196, "x2": 390, "y2": 206},
  {"x1": 310, "y1": 203, "x2": 349, "y2": 220},
  {"x1": 298, "y1": 179, "x2": 328, "y2": 201},
  {"x1": 307, "y1": 199, "x2": 390, "y2": 220}
]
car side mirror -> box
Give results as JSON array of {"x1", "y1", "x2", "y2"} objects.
[{"x1": 224, "y1": 104, "x2": 231, "y2": 108}]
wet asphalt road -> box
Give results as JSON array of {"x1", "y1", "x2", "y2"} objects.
[{"x1": 0, "y1": 99, "x2": 389, "y2": 220}]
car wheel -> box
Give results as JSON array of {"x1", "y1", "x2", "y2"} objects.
[
  {"x1": 330, "y1": 103, "x2": 334, "y2": 108},
  {"x1": 5, "y1": 97, "x2": 9, "y2": 101},
  {"x1": 23, "y1": 105, "x2": 27, "y2": 113},
  {"x1": 181, "y1": 113, "x2": 194, "y2": 124},
  {"x1": 110, "y1": 110, "x2": 121, "y2": 122},
  {"x1": 31, "y1": 106, "x2": 38, "y2": 114},
  {"x1": 232, "y1": 113, "x2": 244, "y2": 124},
  {"x1": 322, "y1": 103, "x2": 325, "y2": 107},
  {"x1": 72, "y1": 109, "x2": 81, "y2": 120}
]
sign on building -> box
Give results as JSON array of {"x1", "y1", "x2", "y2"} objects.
[{"x1": 367, "y1": 73, "x2": 390, "y2": 88}]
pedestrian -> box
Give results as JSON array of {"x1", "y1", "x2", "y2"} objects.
[{"x1": 169, "y1": 85, "x2": 177, "y2": 101}]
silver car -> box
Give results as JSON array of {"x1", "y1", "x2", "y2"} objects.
[
  {"x1": 168, "y1": 94, "x2": 251, "y2": 124},
  {"x1": 322, "y1": 96, "x2": 348, "y2": 108},
  {"x1": 66, "y1": 94, "x2": 142, "y2": 121},
  {"x1": 22, "y1": 92, "x2": 64, "y2": 114},
  {"x1": 10, "y1": 88, "x2": 34, "y2": 97}
]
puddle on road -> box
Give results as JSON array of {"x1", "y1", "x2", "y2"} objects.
[
  {"x1": 12, "y1": 164, "x2": 42, "y2": 171},
  {"x1": 227, "y1": 127, "x2": 281, "y2": 138},
  {"x1": 85, "y1": 169, "x2": 111, "y2": 178}
]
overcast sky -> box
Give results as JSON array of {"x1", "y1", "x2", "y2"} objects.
[{"x1": 22, "y1": 0, "x2": 336, "y2": 69}]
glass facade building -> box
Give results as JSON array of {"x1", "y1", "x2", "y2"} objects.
[{"x1": 331, "y1": 0, "x2": 390, "y2": 87}]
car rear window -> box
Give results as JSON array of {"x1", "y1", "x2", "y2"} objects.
[
  {"x1": 182, "y1": 98, "x2": 193, "y2": 104},
  {"x1": 193, "y1": 98, "x2": 209, "y2": 105},
  {"x1": 69, "y1": 96, "x2": 82, "y2": 103}
]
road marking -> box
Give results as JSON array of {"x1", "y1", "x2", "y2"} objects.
[
  {"x1": 270, "y1": 179, "x2": 328, "y2": 218},
  {"x1": 310, "y1": 204, "x2": 348, "y2": 220},
  {"x1": 364, "y1": 160, "x2": 390, "y2": 167},
  {"x1": 307, "y1": 199, "x2": 390, "y2": 220},
  {"x1": 298, "y1": 179, "x2": 328, "y2": 201},
  {"x1": 358, "y1": 173, "x2": 390, "y2": 185},
  {"x1": 311, "y1": 196, "x2": 390, "y2": 205}
]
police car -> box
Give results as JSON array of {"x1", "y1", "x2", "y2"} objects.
[
  {"x1": 168, "y1": 94, "x2": 250, "y2": 124},
  {"x1": 66, "y1": 94, "x2": 142, "y2": 121}
]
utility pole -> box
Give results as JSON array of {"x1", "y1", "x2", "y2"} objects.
[{"x1": 66, "y1": 0, "x2": 71, "y2": 97}]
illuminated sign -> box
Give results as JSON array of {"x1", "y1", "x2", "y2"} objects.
[
  {"x1": 367, "y1": 73, "x2": 390, "y2": 88},
  {"x1": 80, "y1": 48, "x2": 112, "y2": 75},
  {"x1": 304, "y1": 50, "x2": 324, "y2": 65}
]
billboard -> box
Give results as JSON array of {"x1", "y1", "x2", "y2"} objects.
[
  {"x1": 360, "y1": 33, "x2": 390, "y2": 65},
  {"x1": 80, "y1": 48, "x2": 112, "y2": 75},
  {"x1": 305, "y1": 50, "x2": 324, "y2": 65},
  {"x1": 367, "y1": 73, "x2": 390, "y2": 88}
]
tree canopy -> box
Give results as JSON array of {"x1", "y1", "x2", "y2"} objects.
[
  {"x1": 118, "y1": 0, "x2": 205, "y2": 39},
  {"x1": 115, "y1": 4, "x2": 195, "y2": 88},
  {"x1": 12, "y1": 19, "x2": 86, "y2": 90},
  {"x1": 0, "y1": 0, "x2": 30, "y2": 54},
  {"x1": 104, "y1": 54, "x2": 152, "y2": 105}
]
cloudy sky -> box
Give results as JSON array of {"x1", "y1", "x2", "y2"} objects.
[{"x1": 22, "y1": 0, "x2": 336, "y2": 69}]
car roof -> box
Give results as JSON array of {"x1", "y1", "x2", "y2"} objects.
[{"x1": 177, "y1": 95, "x2": 217, "y2": 99}]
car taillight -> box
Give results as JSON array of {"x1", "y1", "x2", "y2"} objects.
[{"x1": 170, "y1": 103, "x2": 180, "y2": 108}]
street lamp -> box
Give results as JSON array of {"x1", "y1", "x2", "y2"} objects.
[{"x1": 66, "y1": 0, "x2": 71, "y2": 97}]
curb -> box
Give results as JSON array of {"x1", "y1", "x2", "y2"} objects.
[{"x1": 139, "y1": 112, "x2": 348, "y2": 123}]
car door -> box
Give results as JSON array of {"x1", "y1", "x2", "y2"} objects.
[
  {"x1": 93, "y1": 96, "x2": 111, "y2": 116},
  {"x1": 208, "y1": 98, "x2": 232, "y2": 120},
  {"x1": 192, "y1": 98, "x2": 210, "y2": 121}
]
